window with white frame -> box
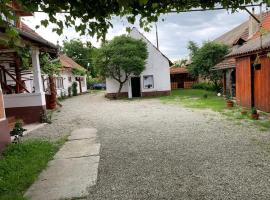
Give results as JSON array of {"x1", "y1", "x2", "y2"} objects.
[
  {"x1": 55, "y1": 77, "x2": 64, "y2": 89},
  {"x1": 143, "y1": 75, "x2": 154, "y2": 89}
]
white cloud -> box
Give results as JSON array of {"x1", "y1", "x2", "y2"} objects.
[{"x1": 22, "y1": 8, "x2": 259, "y2": 61}]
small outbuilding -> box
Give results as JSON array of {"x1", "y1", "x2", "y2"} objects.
[
  {"x1": 227, "y1": 32, "x2": 270, "y2": 112},
  {"x1": 106, "y1": 28, "x2": 172, "y2": 98},
  {"x1": 170, "y1": 67, "x2": 197, "y2": 89}
]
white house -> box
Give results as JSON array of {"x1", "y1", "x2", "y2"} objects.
[
  {"x1": 5, "y1": 54, "x2": 87, "y2": 97},
  {"x1": 106, "y1": 27, "x2": 172, "y2": 98},
  {"x1": 47, "y1": 54, "x2": 87, "y2": 97}
]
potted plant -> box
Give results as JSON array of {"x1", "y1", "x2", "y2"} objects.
[
  {"x1": 10, "y1": 120, "x2": 27, "y2": 143},
  {"x1": 251, "y1": 107, "x2": 259, "y2": 120},
  {"x1": 226, "y1": 92, "x2": 234, "y2": 108}
]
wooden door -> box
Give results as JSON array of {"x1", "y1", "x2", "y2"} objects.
[
  {"x1": 235, "y1": 57, "x2": 252, "y2": 108},
  {"x1": 253, "y1": 56, "x2": 270, "y2": 112}
]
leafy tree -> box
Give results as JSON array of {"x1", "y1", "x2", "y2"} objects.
[
  {"x1": 72, "y1": 68, "x2": 86, "y2": 76},
  {"x1": 40, "y1": 53, "x2": 62, "y2": 109},
  {"x1": 62, "y1": 39, "x2": 96, "y2": 76},
  {"x1": 187, "y1": 41, "x2": 229, "y2": 90},
  {"x1": 173, "y1": 59, "x2": 188, "y2": 67},
  {"x1": 94, "y1": 35, "x2": 148, "y2": 95},
  {"x1": 40, "y1": 53, "x2": 61, "y2": 76},
  {"x1": 1, "y1": 1, "x2": 266, "y2": 39},
  {"x1": 187, "y1": 41, "x2": 199, "y2": 58}
]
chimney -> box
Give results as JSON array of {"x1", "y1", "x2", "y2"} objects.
[{"x1": 248, "y1": 8, "x2": 259, "y2": 39}]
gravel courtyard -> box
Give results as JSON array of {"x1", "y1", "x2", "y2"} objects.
[{"x1": 27, "y1": 92, "x2": 270, "y2": 199}]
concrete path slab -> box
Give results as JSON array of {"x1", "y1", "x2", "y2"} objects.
[
  {"x1": 55, "y1": 139, "x2": 100, "y2": 159},
  {"x1": 24, "y1": 156, "x2": 100, "y2": 200},
  {"x1": 69, "y1": 128, "x2": 97, "y2": 140},
  {"x1": 25, "y1": 128, "x2": 100, "y2": 200}
]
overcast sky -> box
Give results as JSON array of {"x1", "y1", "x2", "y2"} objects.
[{"x1": 22, "y1": 9, "x2": 251, "y2": 62}]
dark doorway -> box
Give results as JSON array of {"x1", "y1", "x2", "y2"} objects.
[
  {"x1": 231, "y1": 69, "x2": 236, "y2": 97},
  {"x1": 131, "y1": 77, "x2": 141, "y2": 97}
]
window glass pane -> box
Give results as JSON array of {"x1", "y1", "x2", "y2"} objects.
[{"x1": 143, "y1": 75, "x2": 154, "y2": 89}]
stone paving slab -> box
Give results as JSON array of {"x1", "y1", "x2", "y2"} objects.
[
  {"x1": 55, "y1": 139, "x2": 100, "y2": 159},
  {"x1": 25, "y1": 128, "x2": 100, "y2": 200},
  {"x1": 68, "y1": 128, "x2": 97, "y2": 140},
  {"x1": 24, "y1": 156, "x2": 100, "y2": 200}
]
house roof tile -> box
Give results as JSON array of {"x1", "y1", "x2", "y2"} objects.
[
  {"x1": 17, "y1": 22, "x2": 57, "y2": 50},
  {"x1": 227, "y1": 32, "x2": 270, "y2": 57},
  {"x1": 214, "y1": 21, "x2": 249, "y2": 47},
  {"x1": 212, "y1": 58, "x2": 236, "y2": 70},
  {"x1": 170, "y1": 67, "x2": 189, "y2": 74},
  {"x1": 59, "y1": 54, "x2": 86, "y2": 71},
  {"x1": 214, "y1": 11, "x2": 270, "y2": 68}
]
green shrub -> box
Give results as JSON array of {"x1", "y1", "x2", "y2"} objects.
[
  {"x1": 41, "y1": 110, "x2": 52, "y2": 124},
  {"x1": 251, "y1": 107, "x2": 258, "y2": 115},
  {"x1": 72, "y1": 82, "x2": 78, "y2": 96},
  {"x1": 10, "y1": 120, "x2": 26, "y2": 143},
  {"x1": 192, "y1": 82, "x2": 222, "y2": 92},
  {"x1": 68, "y1": 86, "x2": 72, "y2": 97},
  {"x1": 202, "y1": 94, "x2": 208, "y2": 99}
]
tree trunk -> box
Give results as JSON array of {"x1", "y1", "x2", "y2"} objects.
[
  {"x1": 116, "y1": 82, "x2": 123, "y2": 99},
  {"x1": 48, "y1": 75, "x2": 57, "y2": 109}
]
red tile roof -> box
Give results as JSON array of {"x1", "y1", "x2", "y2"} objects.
[
  {"x1": 170, "y1": 67, "x2": 189, "y2": 74},
  {"x1": 215, "y1": 11, "x2": 270, "y2": 68},
  {"x1": 59, "y1": 54, "x2": 86, "y2": 71},
  {"x1": 213, "y1": 58, "x2": 236, "y2": 70},
  {"x1": 17, "y1": 22, "x2": 57, "y2": 49},
  {"x1": 250, "y1": 12, "x2": 270, "y2": 40},
  {"x1": 20, "y1": 22, "x2": 41, "y2": 38}
]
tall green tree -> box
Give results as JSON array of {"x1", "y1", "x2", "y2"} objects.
[
  {"x1": 62, "y1": 39, "x2": 97, "y2": 77},
  {"x1": 1, "y1": 1, "x2": 266, "y2": 39},
  {"x1": 94, "y1": 35, "x2": 148, "y2": 95},
  {"x1": 187, "y1": 41, "x2": 199, "y2": 58},
  {"x1": 173, "y1": 59, "x2": 188, "y2": 67},
  {"x1": 187, "y1": 41, "x2": 229, "y2": 88}
]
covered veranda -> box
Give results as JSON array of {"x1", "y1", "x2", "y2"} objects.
[{"x1": 0, "y1": 27, "x2": 58, "y2": 124}]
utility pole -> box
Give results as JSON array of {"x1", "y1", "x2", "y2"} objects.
[{"x1": 155, "y1": 23, "x2": 159, "y2": 50}]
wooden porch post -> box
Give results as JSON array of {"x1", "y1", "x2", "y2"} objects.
[
  {"x1": 15, "y1": 56, "x2": 23, "y2": 93},
  {"x1": 223, "y1": 70, "x2": 226, "y2": 95},
  {"x1": 31, "y1": 47, "x2": 44, "y2": 93},
  {"x1": 79, "y1": 78, "x2": 82, "y2": 94}
]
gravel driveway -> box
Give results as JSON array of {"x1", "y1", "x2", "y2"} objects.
[{"x1": 26, "y1": 92, "x2": 270, "y2": 199}]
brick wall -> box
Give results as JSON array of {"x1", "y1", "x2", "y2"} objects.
[{"x1": 0, "y1": 90, "x2": 5, "y2": 119}]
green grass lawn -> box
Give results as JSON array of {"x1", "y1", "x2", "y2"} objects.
[
  {"x1": 160, "y1": 89, "x2": 226, "y2": 112},
  {"x1": 0, "y1": 139, "x2": 65, "y2": 200},
  {"x1": 160, "y1": 89, "x2": 270, "y2": 131}
]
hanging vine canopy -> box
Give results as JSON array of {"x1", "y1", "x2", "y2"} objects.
[{"x1": 1, "y1": 0, "x2": 269, "y2": 39}]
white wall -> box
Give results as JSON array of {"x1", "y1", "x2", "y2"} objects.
[
  {"x1": 6, "y1": 69, "x2": 87, "y2": 97},
  {"x1": 4, "y1": 93, "x2": 46, "y2": 108},
  {"x1": 106, "y1": 28, "x2": 171, "y2": 95},
  {"x1": 56, "y1": 71, "x2": 87, "y2": 96}
]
